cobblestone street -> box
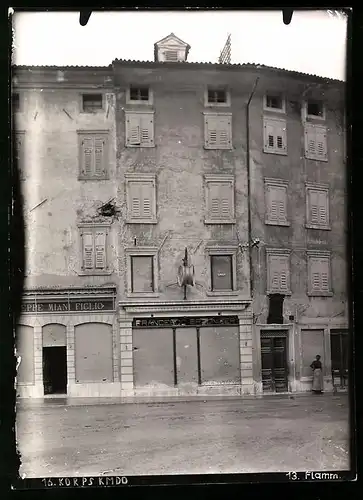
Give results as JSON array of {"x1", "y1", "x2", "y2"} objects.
[{"x1": 16, "y1": 393, "x2": 350, "y2": 477}]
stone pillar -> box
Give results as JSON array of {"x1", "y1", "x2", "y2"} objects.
[
  {"x1": 323, "y1": 327, "x2": 333, "y2": 391},
  {"x1": 120, "y1": 319, "x2": 134, "y2": 395},
  {"x1": 33, "y1": 325, "x2": 43, "y2": 392},
  {"x1": 112, "y1": 319, "x2": 119, "y2": 383},
  {"x1": 239, "y1": 314, "x2": 254, "y2": 395},
  {"x1": 67, "y1": 324, "x2": 75, "y2": 384}
]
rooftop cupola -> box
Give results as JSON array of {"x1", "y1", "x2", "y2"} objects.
[{"x1": 154, "y1": 33, "x2": 191, "y2": 62}]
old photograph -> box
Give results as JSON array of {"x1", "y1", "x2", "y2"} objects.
[{"x1": 11, "y1": 9, "x2": 351, "y2": 480}]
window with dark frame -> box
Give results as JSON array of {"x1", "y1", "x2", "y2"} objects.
[
  {"x1": 307, "y1": 99, "x2": 324, "y2": 118},
  {"x1": 129, "y1": 87, "x2": 150, "y2": 101},
  {"x1": 266, "y1": 94, "x2": 283, "y2": 110},
  {"x1": 131, "y1": 255, "x2": 154, "y2": 293},
  {"x1": 210, "y1": 255, "x2": 233, "y2": 291},
  {"x1": 12, "y1": 93, "x2": 20, "y2": 113},
  {"x1": 208, "y1": 89, "x2": 227, "y2": 104},
  {"x1": 82, "y1": 93, "x2": 103, "y2": 112}
]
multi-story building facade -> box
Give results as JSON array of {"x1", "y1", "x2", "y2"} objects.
[{"x1": 13, "y1": 33, "x2": 348, "y2": 399}]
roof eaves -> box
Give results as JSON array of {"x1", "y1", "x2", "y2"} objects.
[{"x1": 112, "y1": 58, "x2": 344, "y2": 83}]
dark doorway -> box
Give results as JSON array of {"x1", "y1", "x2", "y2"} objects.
[
  {"x1": 331, "y1": 330, "x2": 348, "y2": 388},
  {"x1": 261, "y1": 335, "x2": 288, "y2": 392},
  {"x1": 267, "y1": 294, "x2": 284, "y2": 324},
  {"x1": 43, "y1": 346, "x2": 67, "y2": 395}
]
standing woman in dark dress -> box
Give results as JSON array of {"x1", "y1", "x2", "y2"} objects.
[{"x1": 310, "y1": 355, "x2": 323, "y2": 393}]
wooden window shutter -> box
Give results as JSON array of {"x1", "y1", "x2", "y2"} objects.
[
  {"x1": 309, "y1": 190, "x2": 320, "y2": 224},
  {"x1": 316, "y1": 127, "x2": 328, "y2": 160},
  {"x1": 264, "y1": 119, "x2": 286, "y2": 153},
  {"x1": 83, "y1": 233, "x2": 94, "y2": 269},
  {"x1": 208, "y1": 182, "x2": 232, "y2": 220},
  {"x1": 268, "y1": 186, "x2": 286, "y2": 223},
  {"x1": 140, "y1": 114, "x2": 154, "y2": 146},
  {"x1": 310, "y1": 257, "x2": 330, "y2": 292},
  {"x1": 205, "y1": 115, "x2": 218, "y2": 148},
  {"x1": 94, "y1": 137, "x2": 105, "y2": 176},
  {"x1": 129, "y1": 182, "x2": 142, "y2": 218},
  {"x1": 264, "y1": 120, "x2": 275, "y2": 150},
  {"x1": 279, "y1": 258, "x2": 288, "y2": 291},
  {"x1": 126, "y1": 114, "x2": 141, "y2": 146},
  {"x1": 94, "y1": 231, "x2": 106, "y2": 269},
  {"x1": 309, "y1": 190, "x2": 328, "y2": 225},
  {"x1": 305, "y1": 125, "x2": 327, "y2": 160},
  {"x1": 269, "y1": 255, "x2": 289, "y2": 292},
  {"x1": 140, "y1": 183, "x2": 153, "y2": 218},
  {"x1": 82, "y1": 137, "x2": 93, "y2": 175},
  {"x1": 216, "y1": 116, "x2": 231, "y2": 148},
  {"x1": 318, "y1": 191, "x2": 328, "y2": 225}
]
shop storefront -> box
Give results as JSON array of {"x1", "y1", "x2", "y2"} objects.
[
  {"x1": 118, "y1": 300, "x2": 254, "y2": 398},
  {"x1": 16, "y1": 287, "x2": 119, "y2": 398},
  {"x1": 252, "y1": 319, "x2": 350, "y2": 395}
]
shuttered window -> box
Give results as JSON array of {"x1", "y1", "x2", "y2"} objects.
[
  {"x1": 78, "y1": 132, "x2": 108, "y2": 180},
  {"x1": 304, "y1": 124, "x2": 328, "y2": 161},
  {"x1": 306, "y1": 185, "x2": 330, "y2": 228},
  {"x1": 204, "y1": 113, "x2": 232, "y2": 149},
  {"x1": 15, "y1": 132, "x2": 25, "y2": 180},
  {"x1": 265, "y1": 180, "x2": 288, "y2": 225},
  {"x1": 205, "y1": 175, "x2": 235, "y2": 224},
  {"x1": 267, "y1": 251, "x2": 290, "y2": 294},
  {"x1": 263, "y1": 117, "x2": 287, "y2": 154},
  {"x1": 308, "y1": 253, "x2": 331, "y2": 295},
  {"x1": 211, "y1": 255, "x2": 233, "y2": 291},
  {"x1": 131, "y1": 256, "x2": 154, "y2": 292},
  {"x1": 80, "y1": 227, "x2": 109, "y2": 273},
  {"x1": 125, "y1": 111, "x2": 154, "y2": 147},
  {"x1": 125, "y1": 174, "x2": 157, "y2": 223}
]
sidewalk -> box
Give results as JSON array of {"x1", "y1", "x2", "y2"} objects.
[{"x1": 16, "y1": 391, "x2": 348, "y2": 408}]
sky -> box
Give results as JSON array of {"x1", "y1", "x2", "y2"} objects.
[{"x1": 12, "y1": 9, "x2": 348, "y2": 80}]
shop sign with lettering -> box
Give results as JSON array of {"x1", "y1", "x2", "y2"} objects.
[
  {"x1": 21, "y1": 298, "x2": 115, "y2": 314},
  {"x1": 133, "y1": 316, "x2": 239, "y2": 328}
]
